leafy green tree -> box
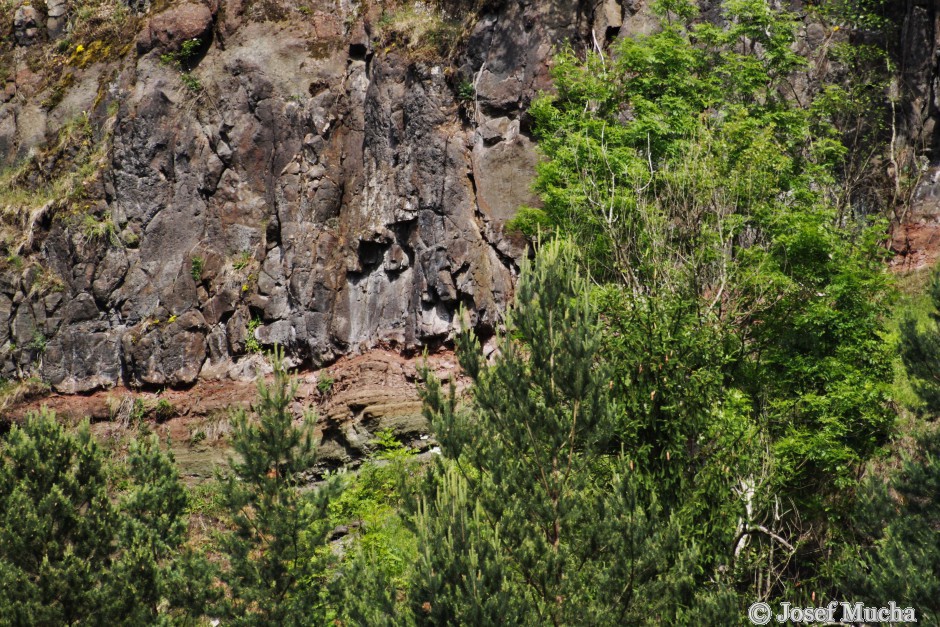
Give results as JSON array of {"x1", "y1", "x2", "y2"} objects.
[
  {"x1": 217, "y1": 347, "x2": 336, "y2": 625},
  {"x1": 0, "y1": 410, "x2": 211, "y2": 625},
  {"x1": 518, "y1": 0, "x2": 893, "y2": 521},
  {"x1": 334, "y1": 431, "x2": 420, "y2": 626},
  {"x1": 0, "y1": 410, "x2": 118, "y2": 625}
]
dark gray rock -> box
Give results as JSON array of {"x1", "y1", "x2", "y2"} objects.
[
  {"x1": 42, "y1": 323, "x2": 123, "y2": 393},
  {"x1": 62, "y1": 293, "x2": 100, "y2": 323},
  {"x1": 46, "y1": 0, "x2": 68, "y2": 39},
  {"x1": 121, "y1": 311, "x2": 208, "y2": 387},
  {"x1": 0, "y1": 0, "x2": 597, "y2": 390}
]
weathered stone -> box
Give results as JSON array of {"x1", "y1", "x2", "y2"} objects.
[
  {"x1": 256, "y1": 319, "x2": 293, "y2": 348},
  {"x1": 203, "y1": 289, "x2": 236, "y2": 326},
  {"x1": 472, "y1": 121, "x2": 540, "y2": 221},
  {"x1": 136, "y1": 3, "x2": 214, "y2": 54},
  {"x1": 0, "y1": 0, "x2": 599, "y2": 392},
  {"x1": 13, "y1": 5, "x2": 42, "y2": 46},
  {"x1": 11, "y1": 306, "x2": 36, "y2": 346},
  {"x1": 62, "y1": 293, "x2": 99, "y2": 323},
  {"x1": 0, "y1": 295, "x2": 12, "y2": 345},
  {"x1": 121, "y1": 311, "x2": 208, "y2": 387},
  {"x1": 226, "y1": 309, "x2": 249, "y2": 355},
  {"x1": 92, "y1": 249, "x2": 130, "y2": 303},
  {"x1": 43, "y1": 291, "x2": 63, "y2": 314},
  {"x1": 42, "y1": 323, "x2": 123, "y2": 393},
  {"x1": 46, "y1": 0, "x2": 69, "y2": 38}
]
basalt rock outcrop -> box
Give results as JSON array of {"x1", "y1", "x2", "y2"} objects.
[
  {"x1": 0, "y1": 0, "x2": 626, "y2": 393},
  {"x1": 2, "y1": 0, "x2": 939, "y2": 398}
]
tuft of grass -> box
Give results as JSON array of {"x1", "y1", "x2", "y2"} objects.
[
  {"x1": 187, "y1": 480, "x2": 228, "y2": 518},
  {"x1": 63, "y1": 0, "x2": 134, "y2": 65},
  {"x1": 0, "y1": 377, "x2": 51, "y2": 413},
  {"x1": 377, "y1": 2, "x2": 464, "y2": 60},
  {"x1": 31, "y1": 266, "x2": 65, "y2": 296},
  {"x1": 0, "y1": 112, "x2": 110, "y2": 253},
  {"x1": 185, "y1": 479, "x2": 228, "y2": 550},
  {"x1": 188, "y1": 414, "x2": 233, "y2": 446},
  {"x1": 81, "y1": 213, "x2": 120, "y2": 247},
  {"x1": 154, "y1": 397, "x2": 175, "y2": 421},
  {"x1": 41, "y1": 72, "x2": 76, "y2": 110},
  {"x1": 232, "y1": 251, "x2": 252, "y2": 271}
]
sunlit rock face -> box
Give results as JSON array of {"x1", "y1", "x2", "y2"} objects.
[
  {"x1": 0, "y1": 0, "x2": 616, "y2": 391},
  {"x1": 20, "y1": 0, "x2": 938, "y2": 391}
]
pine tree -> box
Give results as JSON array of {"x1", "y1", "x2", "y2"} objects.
[
  {"x1": 835, "y1": 428, "x2": 940, "y2": 623},
  {"x1": 104, "y1": 434, "x2": 218, "y2": 624},
  {"x1": 410, "y1": 241, "x2": 707, "y2": 625},
  {"x1": 217, "y1": 347, "x2": 336, "y2": 625},
  {"x1": 0, "y1": 409, "x2": 117, "y2": 625},
  {"x1": 0, "y1": 410, "x2": 211, "y2": 625}
]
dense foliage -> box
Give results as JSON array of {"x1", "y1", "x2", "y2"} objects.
[
  {"x1": 1, "y1": 0, "x2": 938, "y2": 624},
  {"x1": 408, "y1": 242, "x2": 735, "y2": 624},
  {"x1": 901, "y1": 269, "x2": 940, "y2": 411},
  {"x1": 0, "y1": 411, "x2": 213, "y2": 624}
]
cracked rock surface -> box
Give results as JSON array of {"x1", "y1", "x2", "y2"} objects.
[{"x1": 0, "y1": 0, "x2": 607, "y2": 392}]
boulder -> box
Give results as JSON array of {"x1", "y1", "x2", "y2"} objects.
[
  {"x1": 13, "y1": 5, "x2": 42, "y2": 46},
  {"x1": 136, "y1": 3, "x2": 214, "y2": 54},
  {"x1": 46, "y1": 0, "x2": 68, "y2": 38},
  {"x1": 42, "y1": 323, "x2": 123, "y2": 393},
  {"x1": 121, "y1": 311, "x2": 208, "y2": 387}
]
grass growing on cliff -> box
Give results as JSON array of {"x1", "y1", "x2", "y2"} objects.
[
  {"x1": 245, "y1": 317, "x2": 262, "y2": 354},
  {"x1": 64, "y1": 0, "x2": 135, "y2": 64},
  {"x1": 0, "y1": 111, "x2": 117, "y2": 256},
  {"x1": 81, "y1": 214, "x2": 119, "y2": 246},
  {"x1": 0, "y1": 377, "x2": 50, "y2": 414},
  {"x1": 377, "y1": 2, "x2": 464, "y2": 59}
]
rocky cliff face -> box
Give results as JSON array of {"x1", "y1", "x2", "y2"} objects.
[
  {"x1": 0, "y1": 0, "x2": 636, "y2": 392},
  {"x1": 1, "y1": 0, "x2": 939, "y2": 398},
  {"x1": 890, "y1": 0, "x2": 940, "y2": 270}
]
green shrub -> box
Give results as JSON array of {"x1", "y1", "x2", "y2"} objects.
[
  {"x1": 316, "y1": 371, "x2": 334, "y2": 395},
  {"x1": 154, "y1": 398, "x2": 175, "y2": 422},
  {"x1": 456, "y1": 79, "x2": 475, "y2": 103},
  {"x1": 180, "y1": 72, "x2": 202, "y2": 93},
  {"x1": 245, "y1": 317, "x2": 262, "y2": 354},
  {"x1": 232, "y1": 251, "x2": 251, "y2": 271},
  {"x1": 160, "y1": 38, "x2": 202, "y2": 68},
  {"x1": 190, "y1": 256, "x2": 204, "y2": 283},
  {"x1": 28, "y1": 331, "x2": 46, "y2": 353}
]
